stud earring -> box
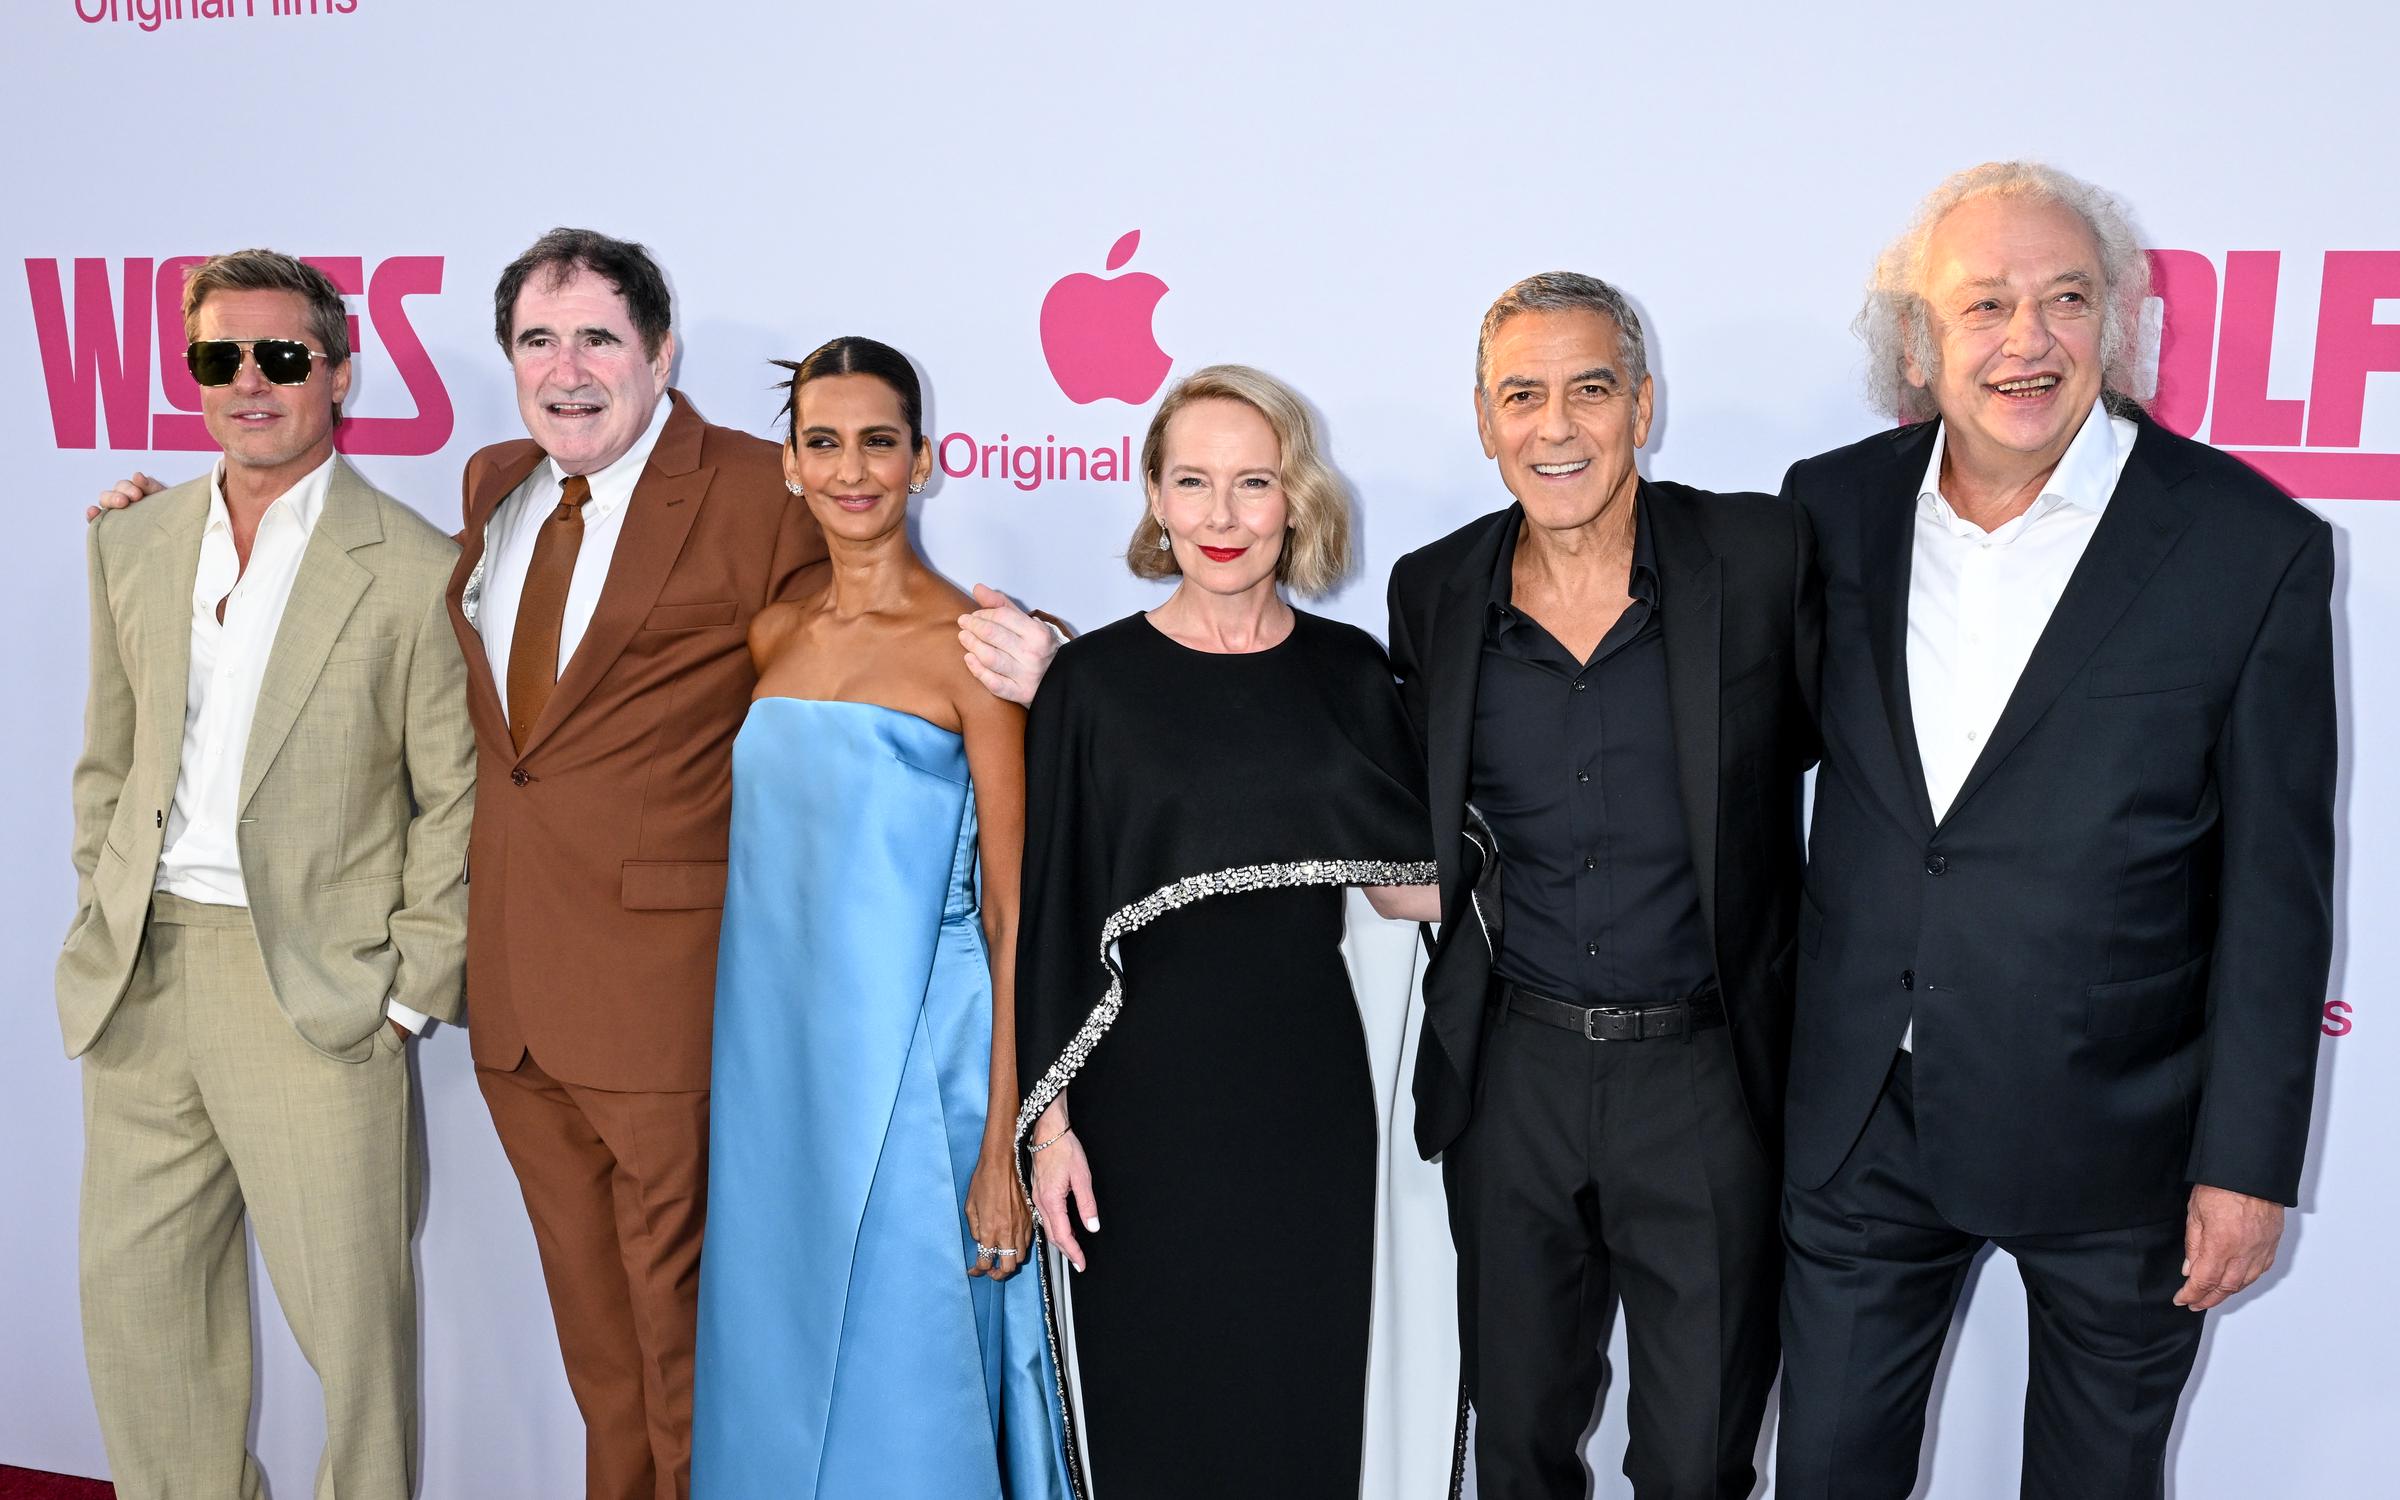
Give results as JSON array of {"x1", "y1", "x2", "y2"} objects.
[
  {"x1": 909, "y1": 481, "x2": 924, "y2": 495},
  {"x1": 785, "y1": 479, "x2": 803, "y2": 497}
]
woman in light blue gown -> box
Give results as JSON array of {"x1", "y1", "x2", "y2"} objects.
[{"x1": 691, "y1": 337, "x2": 1074, "y2": 1500}]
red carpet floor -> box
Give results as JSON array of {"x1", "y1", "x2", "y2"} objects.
[{"x1": 0, "y1": 1468, "x2": 111, "y2": 1499}]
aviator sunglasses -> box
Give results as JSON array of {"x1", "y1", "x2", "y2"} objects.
[{"x1": 185, "y1": 337, "x2": 332, "y2": 388}]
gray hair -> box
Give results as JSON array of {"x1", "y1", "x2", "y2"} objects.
[
  {"x1": 1476, "y1": 271, "x2": 1649, "y2": 395},
  {"x1": 1857, "y1": 160, "x2": 2152, "y2": 422}
]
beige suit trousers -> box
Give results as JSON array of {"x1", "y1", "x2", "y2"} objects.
[{"x1": 79, "y1": 893, "x2": 418, "y2": 1500}]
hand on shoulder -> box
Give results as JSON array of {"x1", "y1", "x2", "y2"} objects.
[
  {"x1": 958, "y1": 582, "x2": 1062, "y2": 708},
  {"x1": 87, "y1": 470, "x2": 166, "y2": 522}
]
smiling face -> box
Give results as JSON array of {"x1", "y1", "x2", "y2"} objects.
[
  {"x1": 508, "y1": 265, "x2": 675, "y2": 475},
  {"x1": 1911, "y1": 192, "x2": 2107, "y2": 475},
  {"x1": 782, "y1": 372, "x2": 931, "y2": 544},
  {"x1": 1148, "y1": 397, "x2": 1288, "y2": 598},
  {"x1": 1475, "y1": 306, "x2": 1653, "y2": 533},
  {"x1": 193, "y1": 287, "x2": 350, "y2": 487}
]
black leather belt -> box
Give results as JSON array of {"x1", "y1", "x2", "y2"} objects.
[{"x1": 1502, "y1": 981, "x2": 1725, "y2": 1042}]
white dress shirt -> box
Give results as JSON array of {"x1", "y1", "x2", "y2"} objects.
[
  {"x1": 476, "y1": 395, "x2": 670, "y2": 717},
  {"x1": 155, "y1": 457, "x2": 429, "y2": 1034},
  {"x1": 1900, "y1": 400, "x2": 2136, "y2": 1048}
]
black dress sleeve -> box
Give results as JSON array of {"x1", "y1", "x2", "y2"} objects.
[
  {"x1": 1012, "y1": 642, "x2": 1109, "y2": 1142},
  {"x1": 1011, "y1": 614, "x2": 1436, "y2": 1147}
]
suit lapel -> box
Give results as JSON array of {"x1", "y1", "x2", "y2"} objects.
[
  {"x1": 238, "y1": 461, "x2": 377, "y2": 813},
  {"x1": 140, "y1": 485, "x2": 212, "y2": 793},
  {"x1": 514, "y1": 391, "x2": 713, "y2": 759},
  {"x1": 1865, "y1": 425, "x2": 1939, "y2": 833},
  {"x1": 1648, "y1": 484, "x2": 1723, "y2": 944},
  {"x1": 1425, "y1": 509, "x2": 1512, "y2": 913},
  {"x1": 1939, "y1": 419, "x2": 2196, "y2": 822},
  {"x1": 448, "y1": 446, "x2": 543, "y2": 752}
]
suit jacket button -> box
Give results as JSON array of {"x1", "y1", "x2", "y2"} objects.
[
  {"x1": 1925, "y1": 854, "x2": 1948, "y2": 876},
  {"x1": 1900, "y1": 969, "x2": 1915, "y2": 991},
  {"x1": 510, "y1": 769, "x2": 530, "y2": 787}
]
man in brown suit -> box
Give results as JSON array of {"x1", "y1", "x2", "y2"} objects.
[{"x1": 442, "y1": 228, "x2": 822, "y2": 1500}]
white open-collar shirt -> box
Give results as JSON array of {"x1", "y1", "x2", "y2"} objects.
[
  {"x1": 1900, "y1": 398, "x2": 2136, "y2": 1048},
  {"x1": 156, "y1": 455, "x2": 429, "y2": 1033},
  {"x1": 475, "y1": 394, "x2": 670, "y2": 718}
]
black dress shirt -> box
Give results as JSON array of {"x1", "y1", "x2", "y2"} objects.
[{"x1": 1470, "y1": 498, "x2": 1716, "y2": 1006}]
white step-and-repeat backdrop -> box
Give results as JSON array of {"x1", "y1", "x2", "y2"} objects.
[{"x1": 2, "y1": 3, "x2": 2390, "y2": 1495}]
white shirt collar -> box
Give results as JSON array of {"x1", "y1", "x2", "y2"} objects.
[
  {"x1": 545, "y1": 393, "x2": 671, "y2": 522},
  {"x1": 205, "y1": 452, "x2": 337, "y2": 539},
  {"x1": 1918, "y1": 398, "x2": 2123, "y2": 531}
]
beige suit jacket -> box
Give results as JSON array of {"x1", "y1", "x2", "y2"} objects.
[{"x1": 58, "y1": 456, "x2": 476, "y2": 1062}]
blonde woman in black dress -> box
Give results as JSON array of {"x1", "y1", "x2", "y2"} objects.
[{"x1": 1014, "y1": 365, "x2": 1445, "y2": 1498}]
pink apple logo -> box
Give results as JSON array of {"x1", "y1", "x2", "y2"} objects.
[{"x1": 1040, "y1": 230, "x2": 1172, "y2": 405}]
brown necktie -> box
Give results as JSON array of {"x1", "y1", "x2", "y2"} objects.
[{"x1": 506, "y1": 473, "x2": 591, "y2": 751}]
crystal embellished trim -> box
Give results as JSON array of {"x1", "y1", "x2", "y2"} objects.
[
  {"x1": 1013, "y1": 856, "x2": 1435, "y2": 1499},
  {"x1": 1034, "y1": 1251, "x2": 1089, "y2": 1500},
  {"x1": 1450, "y1": 1381, "x2": 1472, "y2": 1500},
  {"x1": 1013, "y1": 859, "x2": 1437, "y2": 1144}
]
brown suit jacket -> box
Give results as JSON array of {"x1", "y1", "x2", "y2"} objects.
[{"x1": 445, "y1": 390, "x2": 825, "y2": 1090}]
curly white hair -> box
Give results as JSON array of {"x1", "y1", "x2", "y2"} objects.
[{"x1": 1856, "y1": 161, "x2": 2153, "y2": 422}]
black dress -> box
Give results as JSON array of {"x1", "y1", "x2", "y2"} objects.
[{"x1": 1015, "y1": 610, "x2": 1434, "y2": 1499}]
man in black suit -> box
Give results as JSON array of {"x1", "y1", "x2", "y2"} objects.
[
  {"x1": 1386, "y1": 273, "x2": 1820, "y2": 1499},
  {"x1": 1775, "y1": 162, "x2": 2337, "y2": 1500}
]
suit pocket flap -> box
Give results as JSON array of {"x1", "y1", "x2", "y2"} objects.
[
  {"x1": 621, "y1": 860, "x2": 728, "y2": 910},
  {"x1": 641, "y1": 601, "x2": 738, "y2": 632},
  {"x1": 2083, "y1": 653, "x2": 2205, "y2": 698},
  {"x1": 2085, "y1": 952, "x2": 2208, "y2": 1038},
  {"x1": 326, "y1": 636, "x2": 398, "y2": 664}
]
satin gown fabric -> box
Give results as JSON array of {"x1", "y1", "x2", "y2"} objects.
[{"x1": 692, "y1": 699, "x2": 1073, "y2": 1500}]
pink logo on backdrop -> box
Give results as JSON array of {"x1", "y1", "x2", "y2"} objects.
[
  {"x1": 935, "y1": 233, "x2": 1169, "y2": 491},
  {"x1": 26, "y1": 254, "x2": 452, "y2": 455},
  {"x1": 2147, "y1": 249, "x2": 2400, "y2": 500},
  {"x1": 1040, "y1": 230, "x2": 1172, "y2": 405},
  {"x1": 71, "y1": 2, "x2": 361, "y2": 33}
]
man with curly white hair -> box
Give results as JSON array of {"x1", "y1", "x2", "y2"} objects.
[{"x1": 1774, "y1": 162, "x2": 2336, "y2": 1499}]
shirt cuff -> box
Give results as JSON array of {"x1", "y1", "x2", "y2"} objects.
[{"x1": 386, "y1": 999, "x2": 432, "y2": 1035}]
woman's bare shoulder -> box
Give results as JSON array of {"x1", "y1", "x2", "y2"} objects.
[{"x1": 748, "y1": 599, "x2": 812, "y2": 660}]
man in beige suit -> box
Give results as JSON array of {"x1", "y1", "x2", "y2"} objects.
[{"x1": 60, "y1": 249, "x2": 474, "y2": 1500}]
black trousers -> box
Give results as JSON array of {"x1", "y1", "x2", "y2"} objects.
[
  {"x1": 1777, "y1": 1054, "x2": 2206, "y2": 1500},
  {"x1": 1445, "y1": 1008, "x2": 1780, "y2": 1500}
]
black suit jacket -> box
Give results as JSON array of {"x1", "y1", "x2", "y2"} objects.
[
  {"x1": 1785, "y1": 414, "x2": 2336, "y2": 1236},
  {"x1": 1388, "y1": 479, "x2": 1822, "y2": 1159}
]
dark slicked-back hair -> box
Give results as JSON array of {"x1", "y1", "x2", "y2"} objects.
[
  {"x1": 774, "y1": 336, "x2": 927, "y2": 451},
  {"x1": 492, "y1": 227, "x2": 674, "y2": 359}
]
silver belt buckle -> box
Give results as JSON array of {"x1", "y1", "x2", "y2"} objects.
[{"x1": 1583, "y1": 1005, "x2": 1632, "y2": 1041}]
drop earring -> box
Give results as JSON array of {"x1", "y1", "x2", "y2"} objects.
[{"x1": 1155, "y1": 519, "x2": 1171, "y2": 552}]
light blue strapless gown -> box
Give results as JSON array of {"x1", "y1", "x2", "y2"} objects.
[{"x1": 692, "y1": 699, "x2": 1074, "y2": 1500}]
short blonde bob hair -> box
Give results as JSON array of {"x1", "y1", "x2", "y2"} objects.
[{"x1": 1127, "y1": 364, "x2": 1351, "y2": 598}]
